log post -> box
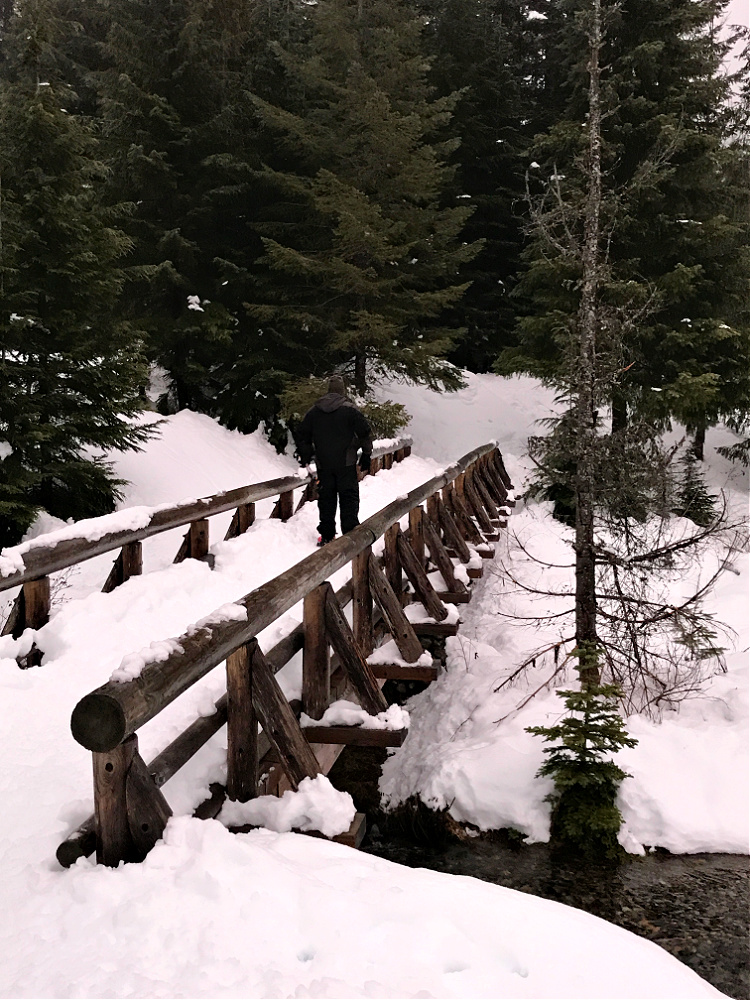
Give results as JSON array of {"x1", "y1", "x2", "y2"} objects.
[
  {"x1": 352, "y1": 547, "x2": 374, "y2": 657},
  {"x1": 395, "y1": 448, "x2": 405, "y2": 463},
  {"x1": 368, "y1": 556, "x2": 424, "y2": 664},
  {"x1": 369, "y1": 456, "x2": 380, "y2": 476},
  {"x1": 226, "y1": 643, "x2": 258, "y2": 802},
  {"x1": 188, "y1": 519, "x2": 210, "y2": 560},
  {"x1": 473, "y1": 465, "x2": 499, "y2": 518},
  {"x1": 1, "y1": 593, "x2": 21, "y2": 638},
  {"x1": 303, "y1": 584, "x2": 331, "y2": 720},
  {"x1": 383, "y1": 452, "x2": 393, "y2": 470},
  {"x1": 396, "y1": 530, "x2": 448, "y2": 622},
  {"x1": 384, "y1": 523, "x2": 402, "y2": 600},
  {"x1": 324, "y1": 587, "x2": 388, "y2": 715},
  {"x1": 409, "y1": 506, "x2": 425, "y2": 569},
  {"x1": 102, "y1": 542, "x2": 143, "y2": 594},
  {"x1": 450, "y1": 484, "x2": 485, "y2": 545},
  {"x1": 493, "y1": 449, "x2": 513, "y2": 490},
  {"x1": 22, "y1": 576, "x2": 50, "y2": 629},
  {"x1": 93, "y1": 734, "x2": 138, "y2": 867},
  {"x1": 403, "y1": 445, "x2": 411, "y2": 458},
  {"x1": 272, "y1": 489, "x2": 294, "y2": 522},
  {"x1": 426, "y1": 492, "x2": 440, "y2": 529}
]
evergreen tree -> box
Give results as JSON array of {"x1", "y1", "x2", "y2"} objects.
[
  {"x1": 527, "y1": 644, "x2": 638, "y2": 857},
  {"x1": 238, "y1": 0, "x2": 479, "y2": 399},
  {"x1": 419, "y1": 0, "x2": 535, "y2": 372},
  {"x1": 0, "y1": 0, "x2": 149, "y2": 547},
  {"x1": 501, "y1": 0, "x2": 750, "y2": 447}
]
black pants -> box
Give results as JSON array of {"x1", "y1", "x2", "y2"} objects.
[{"x1": 317, "y1": 465, "x2": 360, "y2": 541}]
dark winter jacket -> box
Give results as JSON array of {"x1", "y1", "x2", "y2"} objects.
[{"x1": 295, "y1": 393, "x2": 373, "y2": 471}]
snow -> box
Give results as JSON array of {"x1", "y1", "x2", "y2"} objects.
[
  {"x1": 0, "y1": 441, "x2": 12, "y2": 461},
  {"x1": 404, "y1": 601, "x2": 460, "y2": 625},
  {"x1": 218, "y1": 775, "x2": 355, "y2": 838},
  {"x1": 301, "y1": 699, "x2": 410, "y2": 731},
  {"x1": 111, "y1": 637, "x2": 186, "y2": 683},
  {"x1": 368, "y1": 638, "x2": 433, "y2": 668},
  {"x1": 0, "y1": 372, "x2": 743, "y2": 997}
]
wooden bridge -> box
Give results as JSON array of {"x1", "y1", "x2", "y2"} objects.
[{"x1": 0, "y1": 439, "x2": 514, "y2": 867}]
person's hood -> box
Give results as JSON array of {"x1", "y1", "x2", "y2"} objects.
[{"x1": 315, "y1": 392, "x2": 349, "y2": 413}]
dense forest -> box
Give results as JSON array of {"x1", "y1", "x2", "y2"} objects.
[{"x1": 0, "y1": 0, "x2": 748, "y2": 546}]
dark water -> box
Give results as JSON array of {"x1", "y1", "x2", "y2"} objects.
[{"x1": 328, "y1": 747, "x2": 750, "y2": 1000}]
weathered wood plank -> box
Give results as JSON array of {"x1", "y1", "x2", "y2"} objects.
[
  {"x1": 437, "y1": 590, "x2": 472, "y2": 604},
  {"x1": 249, "y1": 641, "x2": 321, "y2": 789},
  {"x1": 408, "y1": 506, "x2": 425, "y2": 568},
  {"x1": 303, "y1": 584, "x2": 331, "y2": 720},
  {"x1": 473, "y1": 467, "x2": 499, "y2": 519},
  {"x1": 464, "y1": 471, "x2": 494, "y2": 534},
  {"x1": 352, "y1": 547, "x2": 374, "y2": 657},
  {"x1": 368, "y1": 555, "x2": 424, "y2": 664},
  {"x1": 384, "y1": 523, "x2": 401, "y2": 599},
  {"x1": 369, "y1": 663, "x2": 438, "y2": 682},
  {"x1": 271, "y1": 489, "x2": 295, "y2": 522},
  {"x1": 324, "y1": 588, "x2": 387, "y2": 716},
  {"x1": 412, "y1": 621, "x2": 459, "y2": 638},
  {"x1": 300, "y1": 725, "x2": 407, "y2": 747},
  {"x1": 1, "y1": 592, "x2": 21, "y2": 637},
  {"x1": 226, "y1": 643, "x2": 258, "y2": 802},
  {"x1": 396, "y1": 531, "x2": 447, "y2": 622}
]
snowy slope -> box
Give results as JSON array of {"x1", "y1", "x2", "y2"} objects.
[
  {"x1": 0, "y1": 376, "x2": 743, "y2": 998},
  {"x1": 378, "y1": 375, "x2": 750, "y2": 855}
]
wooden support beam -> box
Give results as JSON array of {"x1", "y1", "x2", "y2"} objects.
[
  {"x1": 383, "y1": 524, "x2": 401, "y2": 599},
  {"x1": 93, "y1": 734, "x2": 137, "y2": 867},
  {"x1": 412, "y1": 621, "x2": 459, "y2": 638},
  {"x1": 438, "y1": 499, "x2": 471, "y2": 563},
  {"x1": 383, "y1": 452, "x2": 393, "y2": 470},
  {"x1": 248, "y1": 640, "x2": 321, "y2": 789},
  {"x1": 473, "y1": 467, "x2": 499, "y2": 519},
  {"x1": 451, "y1": 478, "x2": 485, "y2": 545},
  {"x1": 300, "y1": 725, "x2": 407, "y2": 747},
  {"x1": 395, "y1": 448, "x2": 405, "y2": 462},
  {"x1": 423, "y1": 517, "x2": 464, "y2": 594},
  {"x1": 467, "y1": 566, "x2": 483, "y2": 580},
  {"x1": 1, "y1": 593, "x2": 21, "y2": 638},
  {"x1": 125, "y1": 749, "x2": 172, "y2": 857},
  {"x1": 324, "y1": 587, "x2": 387, "y2": 716},
  {"x1": 408, "y1": 506, "x2": 425, "y2": 569},
  {"x1": 303, "y1": 584, "x2": 331, "y2": 720},
  {"x1": 352, "y1": 547, "x2": 374, "y2": 657},
  {"x1": 437, "y1": 590, "x2": 472, "y2": 604},
  {"x1": 464, "y1": 471, "x2": 494, "y2": 535},
  {"x1": 493, "y1": 449, "x2": 514, "y2": 490},
  {"x1": 396, "y1": 530, "x2": 448, "y2": 622},
  {"x1": 369, "y1": 663, "x2": 438, "y2": 682},
  {"x1": 367, "y1": 555, "x2": 424, "y2": 664},
  {"x1": 481, "y1": 457, "x2": 508, "y2": 505},
  {"x1": 225, "y1": 502, "x2": 256, "y2": 540},
  {"x1": 226, "y1": 643, "x2": 258, "y2": 802},
  {"x1": 271, "y1": 489, "x2": 294, "y2": 522}
]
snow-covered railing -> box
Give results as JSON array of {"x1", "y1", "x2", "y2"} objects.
[
  {"x1": 0, "y1": 436, "x2": 413, "y2": 652},
  {"x1": 61, "y1": 443, "x2": 513, "y2": 867}
]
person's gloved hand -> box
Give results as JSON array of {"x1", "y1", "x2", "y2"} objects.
[
  {"x1": 358, "y1": 452, "x2": 371, "y2": 472},
  {"x1": 305, "y1": 463, "x2": 317, "y2": 480}
]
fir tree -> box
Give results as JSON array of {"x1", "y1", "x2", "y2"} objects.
[
  {"x1": 501, "y1": 0, "x2": 750, "y2": 446},
  {"x1": 240, "y1": 0, "x2": 479, "y2": 398},
  {"x1": 527, "y1": 645, "x2": 638, "y2": 858},
  {"x1": 0, "y1": 0, "x2": 149, "y2": 546}
]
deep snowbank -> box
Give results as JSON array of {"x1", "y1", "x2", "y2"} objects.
[{"x1": 0, "y1": 816, "x2": 724, "y2": 999}]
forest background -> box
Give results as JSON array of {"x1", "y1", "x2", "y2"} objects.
[{"x1": 0, "y1": 0, "x2": 748, "y2": 548}]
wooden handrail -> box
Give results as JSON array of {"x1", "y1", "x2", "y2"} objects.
[
  {"x1": 0, "y1": 436, "x2": 412, "y2": 592},
  {"x1": 70, "y1": 442, "x2": 495, "y2": 753}
]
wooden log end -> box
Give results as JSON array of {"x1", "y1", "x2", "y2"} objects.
[
  {"x1": 71, "y1": 693, "x2": 127, "y2": 753},
  {"x1": 56, "y1": 828, "x2": 96, "y2": 868},
  {"x1": 369, "y1": 663, "x2": 438, "y2": 682},
  {"x1": 301, "y1": 725, "x2": 408, "y2": 747}
]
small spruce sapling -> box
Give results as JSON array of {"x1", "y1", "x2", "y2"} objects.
[{"x1": 527, "y1": 643, "x2": 638, "y2": 858}]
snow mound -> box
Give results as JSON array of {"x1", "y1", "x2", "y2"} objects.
[{"x1": 219, "y1": 775, "x2": 355, "y2": 838}]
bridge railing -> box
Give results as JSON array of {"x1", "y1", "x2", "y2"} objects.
[
  {"x1": 61, "y1": 443, "x2": 514, "y2": 867},
  {"x1": 0, "y1": 436, "x2": 413, "y2": 649}
]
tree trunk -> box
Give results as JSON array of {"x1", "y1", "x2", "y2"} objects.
[
  {"x1": 574, "y1": 0, "x2": 603, "y2": 688},
  {"x1": 611, "y1": 391, "x2": 627, "y2": 433},
  {"x1": 691, "y1": 423, "x2": 706, "y2": 462},
  {"x1": 354, "y1": 353, "x2": 367, "y2": 395}
]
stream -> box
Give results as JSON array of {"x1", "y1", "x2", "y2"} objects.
[{"x1": 328, "y1": 746, "x2": 750, "y2": 1000}]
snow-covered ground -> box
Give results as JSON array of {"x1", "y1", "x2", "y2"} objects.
[{"x1": 0, "y1": 373, "x2": 745, "y2": 998}]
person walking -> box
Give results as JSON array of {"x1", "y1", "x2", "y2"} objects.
[{"x1": 294, "y1": 375, "x2": 373, "y2": 545}]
